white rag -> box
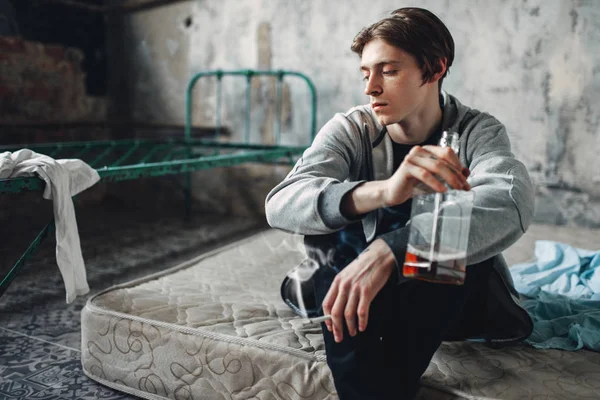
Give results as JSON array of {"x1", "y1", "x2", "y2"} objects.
[{"x1": 0, "y1": 149, "x2": 101, "y2": 303}]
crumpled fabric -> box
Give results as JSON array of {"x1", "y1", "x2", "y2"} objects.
[
  {"x1": 0, "y1": 149, "x2": 100, "y2": 303},
  {"x1": 510, "y1": 240, "x2": 600, "y2": 351}
]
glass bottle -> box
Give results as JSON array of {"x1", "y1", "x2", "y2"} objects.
[{"x1": 402, "y1": 131, "x2": 474, "y2": 285}]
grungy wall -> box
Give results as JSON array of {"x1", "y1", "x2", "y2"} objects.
[
  {"x1": 0, "y1": 37, "x2": 106, "y2": 124},
  {"x1": 107, "y1": 0, "x2": 600, "y2": 228}
]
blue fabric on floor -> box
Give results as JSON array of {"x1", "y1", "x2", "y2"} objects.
[
  {"x1": 509, "y1": 240, "x2": 600, "y2": 351},
  {"x1": 520, "y1": 291, "x2": 600, "y2": 351}
]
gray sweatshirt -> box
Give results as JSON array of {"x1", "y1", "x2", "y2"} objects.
[
  {"x1": 266, "y1": 91, "x2": 534, "y2": 265},
  {"x1": 265, "y1": 91, "x2": 535, "y2": 343}
]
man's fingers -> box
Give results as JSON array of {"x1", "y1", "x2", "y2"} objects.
[
  {"x1": 424, "y1": 146, "x2": 470, "y2": 182},
  {"x1": 325, "y1": 318, "x2": 332, "y2": 332},
  {"x1": 416, "y1": 156, "x2": 466, "y2": 190},
  {"x1": 331, "y1": 281, "x2": 350, "y2": 343},
  {"x1": 345, "y1": 288, "x2": 360, "y2": 337},
  {"x1": 422, "y1": 145, "x2": 463, "y2": 170},
  {"x1": 322, "y1": 281, "x2": 338, "y2": 332},
  {"x1": 357, "y1": 294, "x2": 371, "y2": 332},
  {"x1": 406, "y1": 148, "x2": 469, "y2": 190},
  {"x1": 405, "y1": 163, "x2": 448, "y2": 193}
]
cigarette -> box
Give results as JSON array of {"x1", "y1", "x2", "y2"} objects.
[{"x1": 302, "y1": 315, "x2": 332, "y2": 324}]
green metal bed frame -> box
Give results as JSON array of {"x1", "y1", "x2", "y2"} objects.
[{"x1": 0, "y1": 69, "x2": 317, "y2": 297}]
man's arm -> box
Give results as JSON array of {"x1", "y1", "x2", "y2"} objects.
[
  {"x1": 265, "y1": 113, "x2": 365, "y2": 235},
  {"x1": 323, "y1": 115, "x2": 533, "y2": 343},
  {"x1": 266, "y1": 110, "x2": 470, "y2": 234},
  {"x1": 341, "y1": 144, "x2": 470, "y2": 216},
  {"x1": 378, "y1": 114, "x2": 535, "y2": 275},
  {"x1": 324, "y1": 144, "x2": 471, "y2": 343},
  {"x1": 461, "y1": 115, "x2": 534, "y2": 264}
]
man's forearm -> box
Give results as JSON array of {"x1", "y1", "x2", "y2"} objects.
[{"x1": 341, "y1": 180, "x2": 388, "y2": 217}]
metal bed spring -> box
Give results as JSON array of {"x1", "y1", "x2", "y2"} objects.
[{"x1": 0, "y1": 69, "x2": 317, "y2": 297}]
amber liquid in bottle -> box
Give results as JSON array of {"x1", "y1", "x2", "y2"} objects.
[{"x1": 403, "y1": 245, "x2": 466, "y2": 285}]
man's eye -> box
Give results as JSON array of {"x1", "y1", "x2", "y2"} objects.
[
  {"x1": 362, "y1": 75, "x2": 370, "y2": 81},
  {"x1": 382, "y1": 70, "x2": 398, "y2": 76}
]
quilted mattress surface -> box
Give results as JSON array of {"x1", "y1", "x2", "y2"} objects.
[{"x1": 81, "y1": 228, "x2": 600, "y2": 399}]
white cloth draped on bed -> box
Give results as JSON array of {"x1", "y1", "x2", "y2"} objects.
[{"x1": 0, "y1": 149, "x2": 100, "y2": 303}]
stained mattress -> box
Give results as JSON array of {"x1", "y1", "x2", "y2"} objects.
[{"x1": 81, "y1": 227, "x2": 600, "y2": 400}]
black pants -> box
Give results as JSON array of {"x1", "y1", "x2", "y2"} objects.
[{"x1": 314, "y1": 262, "x2": 490, "y2": 400}]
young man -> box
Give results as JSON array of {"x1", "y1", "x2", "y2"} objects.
[{"x1": 266, "y1": 7, "x2": 534, "y2": 400}]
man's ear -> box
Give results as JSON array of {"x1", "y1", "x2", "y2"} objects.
[
  {"x1": 432, "y1": 57, "x2": 448, "y2": 82},
  {"x1": 420, "y1": 58, "x2": 448, "y2": 87}
]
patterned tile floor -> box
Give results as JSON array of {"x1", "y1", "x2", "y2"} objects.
[{"x1": 0, "y1": 195, "x2": 267, "y2": 400}]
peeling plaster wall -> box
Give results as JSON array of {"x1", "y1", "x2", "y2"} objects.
[
  {"x1": 108, "y1": 0, "x2": 600, "y2": 227},
  {"x1": 107, "y1": 1, "x2": 193, "y2": 125}
]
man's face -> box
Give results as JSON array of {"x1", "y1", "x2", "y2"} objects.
[{"x1": 360, "y1": 38, "x2": 436, "y2": 130}]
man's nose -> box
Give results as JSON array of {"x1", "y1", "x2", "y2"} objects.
[{"x1": 364, "y1": 76, "x2": 382, "y2": 96}]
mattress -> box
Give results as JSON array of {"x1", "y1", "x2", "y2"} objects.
[{"x1": 81, "y1": 228, "x2": 600, "y2": 400}]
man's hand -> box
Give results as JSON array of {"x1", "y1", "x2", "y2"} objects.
[
  {"x1": 384, "y1": 145, "x2": 470, "y2": 207},
  {"x1": 341, "y1": 145, "x2": 470, "y2": 217},
  {"x1": 322, "y1": 238, "x2": 396, "y2": 343}
]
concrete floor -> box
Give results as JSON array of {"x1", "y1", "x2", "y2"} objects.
[{"x1": 503, "y1": 223, "x2": 600, "y2": 266}]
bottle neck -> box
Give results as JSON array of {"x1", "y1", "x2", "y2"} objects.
[{"x1": 439, "y1": 131, "x2": 460, "y2": 155}]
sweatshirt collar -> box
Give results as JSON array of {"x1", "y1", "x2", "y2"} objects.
[{"x1": 371, "y1": 90, "x2": 449, "y2": 149}]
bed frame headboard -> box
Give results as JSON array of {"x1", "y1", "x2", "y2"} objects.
[{"x1": 185, "y1": 69, "x2": 318, "y2": 146}]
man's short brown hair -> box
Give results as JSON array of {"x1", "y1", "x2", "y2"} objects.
[{"x1": 351, "y1": 8, "x2": 455, "y2": 91}]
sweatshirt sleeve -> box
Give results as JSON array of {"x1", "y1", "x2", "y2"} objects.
[
  {"x1": 265, "y1": 113, "x2": 366, "y2": 235},
  {"x1": 378, "y1": 113, "x2": 535, "y2": 273},
  {"x1": 461, "y1": 113, "x2": 535, "y2": 265}
]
